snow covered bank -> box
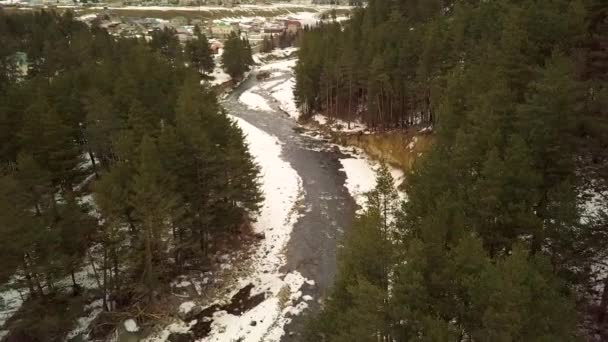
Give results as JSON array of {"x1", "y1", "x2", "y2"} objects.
[
  {"x1": 259, "y1": 58, "x2": 297, "y2": 72},
  {"x1": 339, "y1": 157, "x2": 377, "y2": 208},
  {"x1": 269, "y1": 78, "x2": 298, "y2": 120},
  {"x1": 144, "y1": 114, "x2": 309, "y2": 342},
  {"x1": 239, "y1": 88, "x2": 273, "y2": 111},
  {"x1": 339, "y1": 152, "x2": 404, "y2": 210},
  {"x1": 0, "y1": 281, "x2": 24, "y2": 335},
  {"x1": 207, "y1": 48, "x2": 231, "y2": 87},
  {"x1": 250, "y1": 56, "x2": 298, "y2": 118},
  {"x1": 312, "y1": 114, "x2": 368, "y2": 133},
  {"x1": 252, "y1": 50, "x2": 404, "y2": 209},
  {"x1": 197, "y1": 115, "x2": 308, "y2": 341}
]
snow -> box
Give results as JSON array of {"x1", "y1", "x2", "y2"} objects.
[
  {"x1": 207, "y1": 48, "x2": 231, "y2": 86},
  {"x1": 313, "y1": 114, "x2": 328, "y2": 125},
  {"x1": 175, "y1": 280, "x2": 191, "y2": 288},
  {"x1": 0, "y1": 281, "x2": 24, "y2": 330},
  {"x1": 179, "y1": 301, "x2": 196, "y2": 315},
  {"x1": 147, "y1": 112, "x2": 312, "y2": 342},
  {"x1": 419, "y1": 126, "x2": 433, "y2": 133},
  {"x1": 259, "y1": 58, "x2": 297, "y2": 72},
  {"x1": 212, "y1": 16, "x2": 265, "y2": 24},
  {"x1": 582, "y1": 188, "x2": 607, "y2": 222},
  {"x1": 78, "y1": 13, "x2": 98, "y2": 21},
  {"x1": 269, "y1": 78, "x2": 299, "y2": 120},
  {"x1": 312, "y1": 114, "x2": 368, "y2": 133},
  {"x1": 206, "y1": 271, "x2": 308, "y2": 342},
  {"x1": 65, "y1": 299, "x2": 104, "y2": 340},
  {"x1": 209, "y1": 63, "x2": 231, "y2": 86},
  {"x1": 339, "y1": 151, "x2": 405, "y2": 210},
  {"x1": 0, "y1": 204, "x2": 103, "y2": 337},
  {"x1": 239, "y1": 89, "x2": 273, "y2": 111},
  {"x1": 276, "y1": 11, "x2": 320, "y2": 27},
  {"x1": 255, "y1": 47, "x2": 299, "y2": 62},
  {"x1": 145, "y1": 321, "x2": 198, "y2": 342},
  {"x1": 339, "y1": 157, "x2": 377, "y2": 208},
  {"x1": 193, "y1": 115, "x2": 311, "y2": 341},
  {"x1": 260, "y1": 78, "x2": 284, "y2": 90},
  {"x1": 124, "y1": 318, "x2": 139, "y2": 332}
]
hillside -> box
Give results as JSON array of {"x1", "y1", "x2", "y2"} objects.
[{"x1": 295, "y1": 0, "x2": 608, "y2": 340}]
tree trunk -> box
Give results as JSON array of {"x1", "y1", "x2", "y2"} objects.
[
  {"x1": 112, "y1": 248, "x2": 120, "y2": 292},
  {"x1": 125, "y1": 210, "x2": 138, "y2": 239},
  {"x1": 88, "y1": 150, "x2": 99, "y2": 178},
  {"x1": 348, "y1": 76, "x2": 352, "y2": 130},
  {"x1": 143, "y1": 224, "x2": 153, "y2": 288},
  {"x1": 22, "y1": 255, "x2": 37, "y2": 297},
  {"x1": 172, "y1": 224, "x2": 181, "y2": 269},
  {"x1": 35, "y1": 276, "x2": 44, "y2": 297},
  {"x1": 103, "y1": 248, "x2": 110, "y2": 310},
  {"x1": 71, "y1": 270, "x2": 78, "y2": 287},
  {"x1": 46, "y1": 273, "x2": 54, "y2": 293},
  {"x1": 89, "y1": 250, "x2": 108, "y2": 311},
  {"x1": 598, "y1": 275, "x2": 608, "y2": 328}
]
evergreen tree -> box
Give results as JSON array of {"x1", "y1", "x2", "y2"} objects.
[
  {"x1": 307, "y1": 164, "x2": 397, "y2": 341},
  {"x1": 222, "y1": 32, "x2": 254, "y2": 80},
  {"x1": 302, "y1": 1, "x2": 603, "y2": 339},
  {"x1": 0, "y1": 10, "x2": 264, "y2": 338},
  {"x1": 185, "y1": 25, "x2": 214, "y2": 74},
  {"x1": 130, "y1": 135, "x2": 176, "y2": 294}
]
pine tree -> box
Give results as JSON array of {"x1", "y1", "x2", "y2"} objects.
[
  {"x1": 185, "y1": 25, "x2": 214, "y2": 74},
  {"x1": 222, "y1": 32, "x2": 253, "y2": 80},
  {"x1": 307, "y1": 163, "x2": 397, "y2": 341},
  {"x1": 39, "y1": 108, "x2": 84, "y2": 191},
  {"x1": 14, "y1": 152, "x2": 52, "y2": 217},
  {"x1": 83, "y1": 89, "x2": 121, "y2": 171},
  {"x1": 56, "y1": 196, "x2": 96, "y2": 290},
  {"x1": 130, "y1": 135, "x2": 176, "y2": 294}
]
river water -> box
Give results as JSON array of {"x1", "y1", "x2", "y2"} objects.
[{"x1": 222, "y1": 65, "x2": 357, "y2": 340}]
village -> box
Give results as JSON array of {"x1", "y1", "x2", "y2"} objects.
[{"x1": 76, "y1": 8, "x2": 309, "y2": 52}]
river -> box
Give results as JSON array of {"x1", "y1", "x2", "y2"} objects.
[{"x1": 222, "y1": 62, "x2": 358, "y2": 340}]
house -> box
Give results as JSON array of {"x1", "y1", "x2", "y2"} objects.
[
  {"x1": 209, "y1": 22, "x2": 235, "y2": 37},
  {"x1": 209, "y1": 40, "x2": 224, "y2": 54},
  {"x1": 176, "y1": 27, "x2": 193, "y2": 42},
  {"x1": 170, "y1": 16, "x2": 188, "y2": 27},
  {"x1": 262, "y1": 23, "x2": 284, "y2": 34},
  {"x1": 284, "y1": 20, "x2": 302, "y2": 34}
]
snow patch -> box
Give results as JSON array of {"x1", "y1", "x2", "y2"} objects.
[
  {"x1": 0, "y1": 281, "x2": 24, "y2": 330},
  {"x1": 339, "y1": 150, "x2": 405, "y2": 210},
  {"x1": 259, "y1": 58, "x2": 296, "y2": 72},
  {"x1": 65, "y1": 299, "x2": 104, "y2": 340},
  {"x1": 239, "y1": 89, "x2": 273, "y2": 111},
  {"x1": 194, "y1": 115, "x2": 312, "y2": 341},
  {"x1": 270, "y1": 78, "x2": 299, "y2": 120},
  {"x1": 124, "y1": 318, "x2": 139, "y2": 333},
  {"x1": 339, "y1": 157, "x2": 377, "y2": 208},
  {"x1": 179, "y1": 301, "x2": 197, "y2": 315}
]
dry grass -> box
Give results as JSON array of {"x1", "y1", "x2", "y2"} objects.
[{"x1": 334, "y1": 128, "x2": 435, "y2": 182}]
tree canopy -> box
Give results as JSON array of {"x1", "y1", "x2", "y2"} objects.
[{"x1": 301, "y1": 0, "x2": 608, "y2": 340}]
